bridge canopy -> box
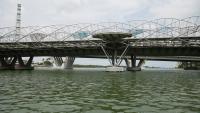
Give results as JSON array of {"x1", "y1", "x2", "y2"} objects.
[
  {"x1": 93, "y1": 32, "x2": 132, "y2": 42},
  {"x1": 0, "y1": 16, "x2": 200, "y2": 49}
]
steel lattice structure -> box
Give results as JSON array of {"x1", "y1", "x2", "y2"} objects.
[{"x1": 0, "y1": 16, "x2": 200, "y2": 48}]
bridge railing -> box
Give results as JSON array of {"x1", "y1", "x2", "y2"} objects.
[{"x1": 129, "y1": 37, "x2": 200, "y2": 47}]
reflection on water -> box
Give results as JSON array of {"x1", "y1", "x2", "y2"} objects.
[{"x1": 0, "y1": 68, "x2": 200, "y2": 113}]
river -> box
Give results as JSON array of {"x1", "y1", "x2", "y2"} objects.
[{"x1": 0, "y1": 68, "x2": 200, "y2": 113}]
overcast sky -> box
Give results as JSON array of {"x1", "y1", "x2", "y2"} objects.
[
  {"x1": 1, "y1": 0, "x2": 200, "y2": 27},
  {"x1": 0, "y1": 0, "x2": 199, "y2": 67}
]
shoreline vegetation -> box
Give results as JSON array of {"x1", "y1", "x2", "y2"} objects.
[
  {"x1": 33, "y1": 59, "x2": 199, "y2": 70},
  {"x1": 32, "y1": 58, "x2": 182, "y2": 69},
  {"x1": 32, "y1": 60, "x2": 181, "y2": 69},
  {"x1": 34, "y1": 64, "x2": 177, "y2": 69}
]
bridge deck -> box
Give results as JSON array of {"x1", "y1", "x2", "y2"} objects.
[
  {"x1": 0, "y1": 36, "x2": 200, "y2": 48},
  {"x1": 0, "y1": 36, "x2": 199, "y2": 57}
]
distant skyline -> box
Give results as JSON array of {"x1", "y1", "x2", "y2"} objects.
[{"x1": 0, "y1": 0, "x2": 199, "y2": 67}]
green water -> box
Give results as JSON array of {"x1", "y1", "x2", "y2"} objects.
[{"x1": 0, "y1": 68, "x2": 200, "y2": 113}]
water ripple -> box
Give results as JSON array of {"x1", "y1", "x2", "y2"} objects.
[{"x1": 0, "y1": 69, "x2": 199, "y2": 113}]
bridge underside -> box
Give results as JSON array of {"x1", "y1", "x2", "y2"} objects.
[
  {"x1": 0, "y1": 56, "x2": 33, "y2": 70},
  {"x1": 0, "y1": 46, "x2": 199, "y2": 71},
  {"x1": 0, "y1": 47, "x2": 199, "y2": 57}
]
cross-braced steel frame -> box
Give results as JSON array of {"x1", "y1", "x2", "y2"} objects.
[{"x1": 0, "y1": 16, "x2": 199, "y2": 49}]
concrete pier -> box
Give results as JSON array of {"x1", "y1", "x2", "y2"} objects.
[
  {"x1": 0, "y1": 56, "x2": 34, "y2": 70},
  {"x1": 93, "y1": 32, "x2": 132, "y2": 72},
  {"x1": 106, "y1": 66, "x2": 126, "y2": 72},
  {"x1": 63, "y1": 57, "x2": 75, "y2": 69},
  {"x1": 182, "y1": 61, "x2": 200, "y2": 70},
  {"x1": 126, "y1": 55, "x2": 142, "y2": 71},
  {"x1": 15, "y1": 56, "x2": 34, "y2": 70},
  {"x1": 0, "y1": 57, "x2": 17, "y2": 70},
  {"x1": 54, "y1": 57, "x2": 63, "y2": 67}
]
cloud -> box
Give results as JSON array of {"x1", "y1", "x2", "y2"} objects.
[
  {"x1": 0, "y1": 0, "x2": 199, "y2": 27},
  {"x1": 20, "y1": 0, "x2": 149, "y2": 24},
  {"x1": 149, "y1": 0, "x2": 200, "y2": 18},
  {"x1": 0, "y1": 0, "x2": 17, "y2": 27}
]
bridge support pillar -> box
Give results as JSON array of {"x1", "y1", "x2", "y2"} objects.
[
  {"x1": 138, "y1": 59, "x2": 145, "y2": 68},
  {"x1": 105, "y1": 49, "x2": 126, "y2": 72},
  {"x1": 63, "y1": 57, "x2": 75, "y2": 69},
  {"x1": 0, "y1": 57, "x2": 17, "y2": 70},
  {"x1": 15, "y1": 56, "x2": 34, "y2": 70},
  {"x1": 182, "y1": 61, "x2": 200, "y2": 70},
  {"x1": 124, "y1": 58, "x2": 130, "y2": 68},
  {"x1": 53, "y1": 57, "x2": 63, "y2": 67},
  {"x1": 127, "y1": 55, "x2": 142, "y2": 71}
]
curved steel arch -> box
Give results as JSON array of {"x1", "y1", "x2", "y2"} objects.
[
  {"x1": 60, "y1": 22, "x2": 135, "y2": 41},
  {"x1": 131, "y1": 17, "x2": 200, "y2": 44},
  {"x1": 0, "y1": 16, "x2": 199, "y2": 48},
  {"x1": 20, "y1": 23, "x2": 98, "y2": 48}
]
